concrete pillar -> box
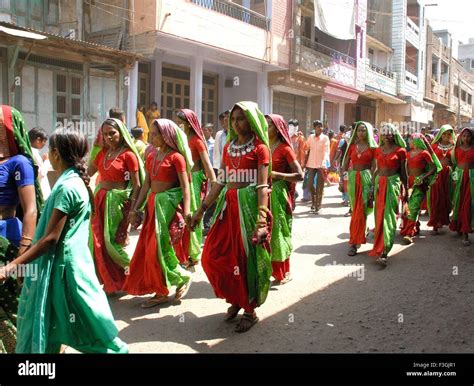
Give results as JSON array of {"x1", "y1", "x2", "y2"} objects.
[
  {"x1": 320, "y1": 97, "x2": 325, "y2": 121},
  {"x1": 152, "y1": 51, "x2": 163, "y2": 108},
  {"x1": 338, "y1": 102, "x2": 345, "y2": 127},
  {"x1": 436, "y1": 57, "x2": 441, "y2": 83},
  {"x1": 257, "y1": 71, "x2": 270, "y2": 114},
  {"x1": 190, "y1": 56, "x2": 203, "y2": 120},
  {"x1": 76, "y1": 0, "x2": 83, "y2": 40},
  {"x1": 127, "y1": 61, "x2": 139, "y2": 129}
]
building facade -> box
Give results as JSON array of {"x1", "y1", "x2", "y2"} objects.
[
  {"x1": 0, "y1": 0, "x2": 137, "y2": 142},
  {"x1": 128, "y1": 0, "x2": 291, "y2": 130}
]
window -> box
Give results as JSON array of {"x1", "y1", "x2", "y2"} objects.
[
  {"x1": 161, "y1": 65, "x2": 217, "y2": 124},
  {"x1": 55, "y1": 73, "x2": 82, "y2": 124},
  {"x1": 471, "y1": 59, "x2": 474, "y2": 69},
  {"x1": 468, "y1": 94, "x2": 472, "y2": 105},
  {"x1": 12, "y1": 0, "x2": 45, "y2": 30}
]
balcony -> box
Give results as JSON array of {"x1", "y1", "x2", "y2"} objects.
[
  {"x1": 406, "y1": 17, "x2": 420, "y2": 48},
  {"x1": 365, "y1": 63, "x2": 397, "y2": 96},
  {"x1": 427, "y1": 79, "x2": 449, "y2": 106},
  {"x1": 190, "y1": 0, "x2": 269, "y2": 29},
  {"x1": 452, "y1": 96, "x2": 473, "y2": 118},
  {"x1": 296, "y1": 37, "x2": 357, "y2": 88},
  {"x1": 301, "y1": 37, "x2": 356, "y2": 66}
]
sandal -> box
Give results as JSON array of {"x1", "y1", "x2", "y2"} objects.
[
  {"x1": 175, "y1": 277, "x2": 192, "y2": 300},
  {"x1": 403, "y1": 236, "x2": 413, "y2": 245},
  {"x1": 376, "y1": 253, "x2": 388, "y2": 267},
  {"x1": 224, "y1": 305, "x2": 241, "y2": 322},
  {"x1": 141, "y1": 294, "x2": 169, "y2": 309},
  {"x1": 235, "y1": 313, "x2": 259, "y2": 333},
  {"x1": 347, "y1": 245, "x2": 357, "y2": 256},
  {"x1": 462, "y1": 239, "x2": 471, "y2": 246},
  {"x1": 279, "y1": 275, "x2": 293, "y2": 285}
]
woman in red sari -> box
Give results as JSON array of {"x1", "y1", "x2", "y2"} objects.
[
  {"x1": 369, "y1": 124, "x2": 408, "y2": 266},
  {"x1": 87, "y1": 118, "x2": 144, "y2": 294},
  {"x1": 450, "y1": 128, "x2": 474, "y2": 246},
  {"x1": 124, "y1": 119, "x2": 194, "y2": 307},
  {"x1": 428, "y1": 125, "x2": 456, "y2": 234},
  {"x1": 266, "y1": 114, "x2": 303, "y2": 284},
  {"x1": 190, "y1": 101, "x2": 272, "y2": 333}
]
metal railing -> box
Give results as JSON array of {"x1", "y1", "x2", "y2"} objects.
[
  {"x1": 405, "y1": 64, "x2": 417, "y2": 76},
  {"x1": 190, "y1": 0, "x2": 269, "y2": 29},
  {"x1": 368, "y1": 63, "x2": 395, "y2": 79},
  {"x1": 407, "y1": 17, "x2": 419, "y2": 36},
  {"x1": 300, "y1": 37, "x2": 356, "y2": 66}
]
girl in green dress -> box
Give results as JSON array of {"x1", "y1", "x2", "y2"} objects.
[{"x1": 0, "y1": 128, "x2": 127, "y2": 353}]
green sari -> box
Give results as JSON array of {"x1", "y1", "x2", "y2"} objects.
[
  {"x1": 88, "y1": 119, "x2": 145, "y2": 292},
  {"x1": 16, "y1": 168, "x2": 127, "y2": 353}
]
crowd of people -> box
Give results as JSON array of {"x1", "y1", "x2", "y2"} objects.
[{"x1": 0, "y1": 100, "x2": 472, "y2": 354}]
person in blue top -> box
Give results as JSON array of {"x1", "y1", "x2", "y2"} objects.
[{"x1": 0, "y1": 105, "x2": 43, "y2": 353}]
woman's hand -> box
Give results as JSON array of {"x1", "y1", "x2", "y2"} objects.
[
  {"x1": 189, "y1": 209, "x2": 204, "y2": 231},
  {"x1": 18, "y1": 244, "x2": 31, "y2": 257},
  {"x1": 251, "y1": 226, "x2": 269, "y2": 245},
  {"x1": 129, "y1": 211, "x2": 143, "y2": 230}
]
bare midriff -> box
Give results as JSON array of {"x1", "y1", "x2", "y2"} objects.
[
  {"x1": 227, "y1": 182, "x2": 251, "y2": 190},
  {"x1": 150, "y1": 180, "x2": 179, "y2": 193},
  {"x1": 352, "y1": 164, "x2": 372, "y2": 172},
  {"x1": 457, "y1": 163, "x2": 474, "y2": 170},
  {"x1": 100, "y1": 181, "x2": 128, "y2": 190},
  {"x1": 407, "y1": 167, "x2": 425, "y2": 177},
  {"x1": 377, "y1": 168, "x2": 399, "y2": 177},
  {"x1": 0, "y1": 205, "x2": 16, "y2": 220}
]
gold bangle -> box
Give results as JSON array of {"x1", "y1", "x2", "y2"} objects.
[{"x1": 21, "y1": 236, "x2": 33, "y2": 241}]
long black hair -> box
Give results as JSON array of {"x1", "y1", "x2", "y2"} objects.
[{"x1": 49, "y1": 128, "x2": 94, "y2": 212}]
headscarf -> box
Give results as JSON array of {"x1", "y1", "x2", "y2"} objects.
[
  {"x1": 452, "y1": 127, "x2": 474, "y2": 166},
  {"x1": 432, "y1": 124, "x2": 456, "y2": 145},
  {"x1": 90, "y1": 118, "x2": 145, "y2": 185},
  {"x1": 265, "y1": 114, "x2": 292, "y2": 148},
  {"x1": 342, "y1": 121, "x2": 378, "y2": 166},
  {"x1": 0, "y1": 105, "x2": 44, "y2": 212},
  {"x1": 152, "y1": 119, "x2": 194, "y2": 174},
  {"x1": 380, "y1": 123, "x2": 407, "y2": 148},
  {"x1": 410, "y1": 133, "x2": 442, "y2": 177},
  {"x1": 178, "y1": 109, "x2": 207, "y2": 148}
]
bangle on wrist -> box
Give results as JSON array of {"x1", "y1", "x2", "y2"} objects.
[
  {"x1": 19, "y1": 242, "x2": 31, "y2": 248},
  {"x1": 21, "y1": 236, "x2": 33, "y2": 241}
]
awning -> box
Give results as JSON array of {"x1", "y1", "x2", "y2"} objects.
[
  {"x1": 0, "y1": 25, "x2": 47, "y2": 40},
  {"x1": 324, "y1": 83, "x2": 359, "y2": 103},
  {"x1": 314, "y1": 0, "x2": 356, "y2": 40},
  {"x1": 363, "y1": 90, "x2": 406, "y2": 105}
]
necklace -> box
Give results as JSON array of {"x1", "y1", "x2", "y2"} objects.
[
  {"x1": 227, "y1": 135, "x2": 256, "y2": 169},
  {"x1": 355, "y1": 143, "x2": 368, "y2": 158},
  {"x1": 151, "y1": 149, "x2": 172, "y2": 177},
  {"x1": 437, "y1": 143, "x2": 453, "y2": 158},
  {"x1": 102, "y1": 146, "x2": 124, "y2": 171},
  {"x1": 381, "y1": 144, "x2": 396, "y2": 155}
]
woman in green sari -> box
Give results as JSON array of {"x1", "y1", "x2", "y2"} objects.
[
  {"x1": 124, "y1": 119, "x2": 199, "y2": 308},
  {"x1": 265, "y1": 114, "x2": 303, "y2": 284},
  {"x1": 176, "y1": 109, "x2": 216, "y2": 268},
  {"x1": 191, "y1": 101, "x2": 272, "y2": 333},
  {"x1": 87, "y1": 118, "x2": 144, "y2": 294},
  {"x1": 341, "y1": 121, "x2": 378, "y2": 256},
  {"x1": 0, "y1": 128, "x2": 127, "y2": 353},
  {"x1": 0, "y1": 105, "x2": 43, "y2": 353},
  {"x1": 369, "y1": 124, "x2": 408, "y2": 266},
  {"x1": 400, "y1": 133, "x2": 441, "y2": 244}
]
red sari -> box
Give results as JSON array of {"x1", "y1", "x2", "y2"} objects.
[{"x1": 427, "y1": 144, "x2": 453, "y2": 229}]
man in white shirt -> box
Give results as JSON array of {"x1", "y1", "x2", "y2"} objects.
[
  {"x1": 212, "y1": 110, "x2": 229, "y2": 176},
  {"x1": 304, "y1": 120, "x2": 330, "y2": 214},
  {"x1": 28, "y1": 127, "x2": 51, "y2": 199}
]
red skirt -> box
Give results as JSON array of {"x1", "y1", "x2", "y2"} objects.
[
  {"x1": 449, "y1": 170, "x2": 473, "y2": 234},
  {"x1": 90, "y1": 188, "x2": 127, "y2": 293},
  {"x1": 201, "y1": 189, "x2": 256, "y2": 313},
  {"x1": 427, "y1": 167, "x2": 451, "y2": 229},
  {"x1": 123, "y1": 193, "x2": 169, "y2": 296},
  {"x1": 349, "y1": 172, "x2": 367, "y2": 245},
  {"x1": 272, "y1": 259, "x2": 290, "y2": 281}
]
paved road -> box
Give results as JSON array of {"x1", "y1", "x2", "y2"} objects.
[{"x1": 106, "y1": 184, "x2": 474, "y2": 353}]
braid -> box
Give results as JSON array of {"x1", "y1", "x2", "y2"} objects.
[{"x1": 73, "y1": 157, "x2": 95, "y2": 214}]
